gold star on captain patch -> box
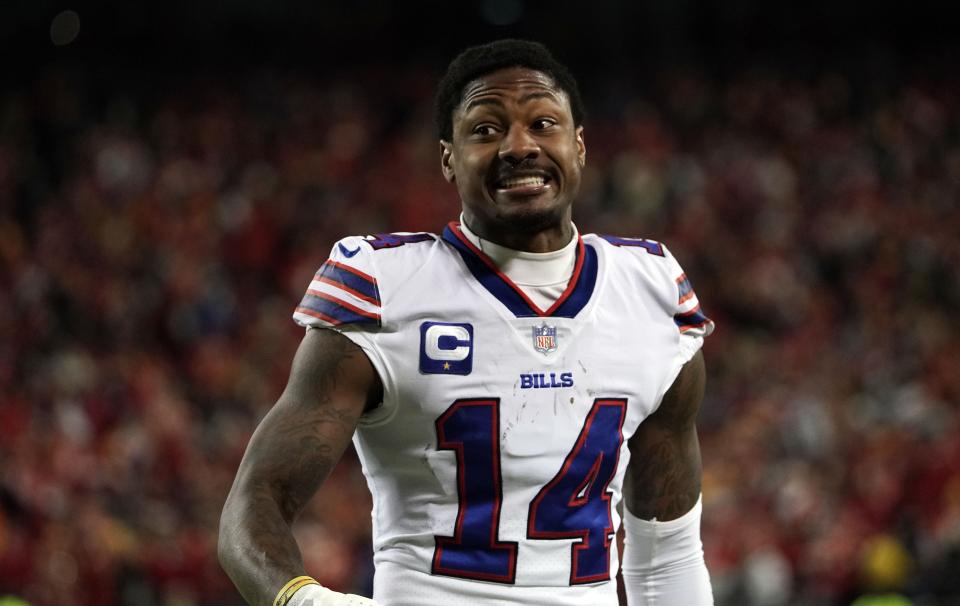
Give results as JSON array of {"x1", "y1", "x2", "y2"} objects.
[{"x1": 443, "y1": 362, "x2": 451, "y2": 370}]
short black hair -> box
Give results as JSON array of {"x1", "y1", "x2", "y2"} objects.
[{"x1": 434, "y1": 39, "x2": 585, "y2": 142}]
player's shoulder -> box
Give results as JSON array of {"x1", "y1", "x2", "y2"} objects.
[
  {"x1": 293, "y1": 231, "x2": 442, "y2": 330},
  {"x1": 584, "y1": 232, "x2": 689, "y2": 292},
  {"x1": 587, "y1": 233, "x2": 712, "y2": 337},
  {"x1": 357, "y1": 231, "x2": 441, "y2": 255},
  {"x1": 325, "y1": 230, "x2": 450, "y2": 293},
  {"x1": 584, "y1": 233, "x2": 677, "y2": 267},
  {"x1": 330, "y1": 231, "x2": 441, "y2": 271}
]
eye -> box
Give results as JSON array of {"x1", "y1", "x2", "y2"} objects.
[
  {"x1": 472, "y1": 124, "x2": 499, "y2": 136},
  {"x1": 531, "y1": 118, "x2": 557, "y2": 130}
]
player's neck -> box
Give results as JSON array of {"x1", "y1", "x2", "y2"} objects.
[
  {"x1": 461, "y1": 216, "x2": 574, "y2": 253},
  {"x1": 459, "y1": 216, "x2": 578, "y2": 288}
]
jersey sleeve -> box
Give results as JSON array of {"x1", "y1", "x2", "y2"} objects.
[
  {"x1": 661, "y1": 244, "x2": 714, "y2": 364},
  {"x1": 293, "y1": 236, "x2": 382, "y2": 330},
  {"x1": 292, "y1": 236, "x2": 392, "y2": 422}
]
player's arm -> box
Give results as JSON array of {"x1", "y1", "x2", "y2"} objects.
[
  {"x1": 624, "y1": 350, "x2": 704, "y2": 520},
  {"x1": 218, "y1": 327, "x2": 382, "y2": 606},
  {"x1": 621, "y1": 349, "x2": 713, "y2": 605}
]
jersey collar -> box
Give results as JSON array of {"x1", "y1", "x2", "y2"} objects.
[{"x1": 442, "y1": 221, "x2": 598, "y2": 319}]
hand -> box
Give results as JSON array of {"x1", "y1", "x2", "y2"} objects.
[{"x1": 288, "y1": 584, "x2": 381, "y2": 606}]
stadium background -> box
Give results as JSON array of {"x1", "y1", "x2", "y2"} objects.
[{"x1": 1, "y1": 1, "x2": 958, "y2": 604}]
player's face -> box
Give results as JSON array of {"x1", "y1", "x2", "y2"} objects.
[{"x1": 440, "y1": 67, "x2": 585, "y2": 250}]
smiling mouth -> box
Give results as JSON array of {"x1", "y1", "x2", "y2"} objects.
[{"x1": 494, "y1": 174, "x2": 552, "y2": 193}]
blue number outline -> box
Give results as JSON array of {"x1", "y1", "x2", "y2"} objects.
[
  {"x1": 527, "y1": 398, "x2": 627, "y2": 584},
  {"x1": 366, "y1": 232, "x2": 435, "y2": 250},
  {"x1": 432, "y1": 398, "x2": 518, "y2": 583},
  {"x1": 432, "y1": 397, "x2": 627, "y2": 585}
]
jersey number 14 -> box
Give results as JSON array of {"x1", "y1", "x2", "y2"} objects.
[{"x1": 432, "y1": 397, "x2": 627, "y2": 585}]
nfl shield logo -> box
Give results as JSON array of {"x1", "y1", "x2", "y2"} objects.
[{"x1": 532, "y1": 323, "x2": 558, "y2": 355}]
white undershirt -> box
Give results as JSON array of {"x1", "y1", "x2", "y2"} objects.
[{"x1": 459, "y1": 216, "x2": 578, "y2": 311}]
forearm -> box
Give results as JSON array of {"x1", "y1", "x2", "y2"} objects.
[
  {"x1": 219, "y1": 481, "x2": 307, "y2": 606},
  {"x1": 219, "y1": 398, "x2": 344, "y2": 605},
  {"x1": 622, "y1": 351, "x2": 711, "y2": 604}
]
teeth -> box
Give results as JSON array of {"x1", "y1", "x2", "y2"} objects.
[{"x1": 499, "y1": 176, "x2": 545, "y2": 189}]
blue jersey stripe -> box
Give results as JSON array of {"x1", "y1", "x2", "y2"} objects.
[
  {"x1": 442, "y1": 224, "x2": 597, "y2": 319},
  {"x1": 550, "y1": 244, "x2": 597, "y2": 318},
  {"x1": 317, "y1": 261, "x2": 381, "y2": 303},
  {"x1": 674, "y1": 306, "x2": 709, "y2": 329},
  {"x1": 443, "y1": 225, "x2": 538, "y2": 317},
  {"x1": 677, "y1": 274, "x2": 694, "y2": 302},
  {"x1": 298, "y1": 292, "x2": 381, "y2": 326}
]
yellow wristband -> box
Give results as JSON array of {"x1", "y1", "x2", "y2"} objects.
[{"x1": 273, "y1": 576, "x2": 320, "y2": 606}]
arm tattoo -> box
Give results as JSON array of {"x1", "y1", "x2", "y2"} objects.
[
  {"x1": 219, "y1": 329, "x2": 375, "y2": 605},
  {"x1": 625, "y1": 351, "x2": 705, "y2": 521},
  {"x1": 625, "y1": 427, "x2": 702, "y2": 520}
]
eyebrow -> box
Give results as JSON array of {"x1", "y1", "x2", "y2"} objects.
[{"x1": 462, "y1": 90, "x2": 562, "y2": 113}]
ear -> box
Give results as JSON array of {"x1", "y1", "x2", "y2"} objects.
[
  {"x1": 575, "y1": 126, "x2": 586, "y2": 168},
  {"x1": 440, "y1": 140, "x2": 456, "y2": 183}
]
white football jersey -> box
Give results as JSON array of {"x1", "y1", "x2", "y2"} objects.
[{"x1": 293, "y1": 222, "x2": 713, "y2": 606}]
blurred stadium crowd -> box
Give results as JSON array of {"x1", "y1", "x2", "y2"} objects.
[{"x1": 0, "y1": 58, "x2": 958, "y2": 606}]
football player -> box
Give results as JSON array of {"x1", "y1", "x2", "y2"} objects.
[{"x1": 219, "y1": 39, "x2": 714, "y2": 606}]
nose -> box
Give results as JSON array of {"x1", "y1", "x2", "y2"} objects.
[{"x1": 498, "y1": 123, "x2": 539, "y2": 164}]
